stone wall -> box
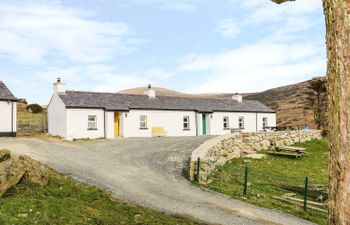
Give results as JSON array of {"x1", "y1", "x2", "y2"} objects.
[{"x1": 189, "y1": 130, "x2": 322, "y2": 184}]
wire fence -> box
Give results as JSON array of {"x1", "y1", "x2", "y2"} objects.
[
  {"x1": 195, "y1": 162, "x2": 328, "y2": 219},
  {"x1": 236, "y1": 165, "x2": 327, "y2": 213}
]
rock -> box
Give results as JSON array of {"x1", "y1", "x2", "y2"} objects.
[
  {"x1": 18, "y1": 213, "x2": 28, "y2": 218},
  {"x1": 260, "y1": 140, "x2": 271, "y2": 150},
  {"x1": 0, "y1": 151, "x2": 49, "y2": 197},
  {"x1": 0, "y1": 149, "x2": 11, "y2": 163},
  {"x1": 0, "y1": 158, "x2": 27, "y2": 197},
  {"x1": 244, "y1": 154, "x2": 267, "y2": 159},
  {"x1": 134, "y1": 214, "x2": 142, "y2": 224}
]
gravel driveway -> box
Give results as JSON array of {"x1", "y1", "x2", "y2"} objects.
[{"x1": 0, "y1": 137, "x2": 316, "y2": 225}]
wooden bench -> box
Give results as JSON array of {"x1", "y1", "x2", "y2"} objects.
[
  {"x1": 276, "y1": 146, "x2": 306, "y2": 154},
  {"x1": 152, "y1": 127, "x2": 167, "y2": 137},
  {"x1": 268, "y1": 151, "x2": 303, "y2": 159},
  {"x1": 268, "y1": 146, "x2": 307, "y2": 159}
]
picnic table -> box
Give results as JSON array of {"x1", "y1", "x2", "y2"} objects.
[{"x1": 269, "y1": 146, "x2": 307, "y2": 159}]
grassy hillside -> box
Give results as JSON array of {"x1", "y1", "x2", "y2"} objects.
[
  {"x1": 0, "y1": 169, "x2": 203, "y2": 225},
  {"x1": 118, "y1": 86, "x2": 234, "y2": 99},
  {"x1": 244, "y1": 80, "x2": 316, "y2": 129}
]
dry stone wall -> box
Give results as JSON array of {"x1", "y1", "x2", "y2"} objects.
[{"x1": 189, "y1": 130, "x2": 322, "y2": 184}]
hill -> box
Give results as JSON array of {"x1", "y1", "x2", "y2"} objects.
[
  {"x1": 119, "y1": 80, "x2": 317, "y2": 129},
  {"x1": 244, "y1": 80, "x2": 316, "y2": 129},
  {"x1": 119, "y1": 86, "x2": 234, "y2": 99}
]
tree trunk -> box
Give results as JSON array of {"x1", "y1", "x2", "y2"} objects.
[
  {"x1": 323, "y1": 0, "x2": 350, "y2": 224},
  {"x1": 272, "y1": 0, "x2": 350, "y2": 223}
]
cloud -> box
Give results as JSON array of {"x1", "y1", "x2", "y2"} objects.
[
  {"x1": 119, "y1": 0, "x2": 201, "y2": 12},
  {"x1": 34, "y1": 64, "x2": 152, "y2": 93},
  {"x1": 0, "y1": 1, "x2": 144, "y2": 64},
  {"x1": 216, "y1": 19, "x2": 241, "y2": 39},
  {"x1": 242, "y1": 0, "x2": 322, "y2": 25},
  {"x1": 179, "y1": 42, "x2": 326, "y2": 93},
  {"x1": 146, "y1": 68, "x2": 173, "y2": 79}
]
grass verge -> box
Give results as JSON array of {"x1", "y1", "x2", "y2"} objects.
[
  {"x1": 0, "y1": 169, "x2": 204, "y2": 225},
  {"x1": 207, "y1": 139, "x2": 329, "y2": 225}
]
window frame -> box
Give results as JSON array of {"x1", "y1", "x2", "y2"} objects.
[
  {"x1": 183, "y1": 115, "x2": 190, "y2": 130},
  {"x1": 139, "y1": 115, "x2": 148, "y2": 129},
  {"x1": 87, "y1": 115, "x2": 97, "y2": 130},
  {"x1": 262, "y1": 117, "x2": 268, "y2": 128},
  {"x1": 238, "y1": 116, "x2": 245, "y2": 129},
  {"x1": 223, "y1": 116, "x2": 230, "y2": 130}
]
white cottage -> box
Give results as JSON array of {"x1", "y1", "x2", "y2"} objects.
[
  {"x1": 0, "y1": 81, "x2": 17, "y2": 137},
  {"x1": 48, "y1": 79, "x2": 276, "y2": 140}
]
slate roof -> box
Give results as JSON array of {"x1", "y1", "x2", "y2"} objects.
[
  {"x1": 58, "y1": 91, "x2": 275, "y2": 113},
  {"x1": 0, "y1": 81, "x2": 17, "y2": 101}
]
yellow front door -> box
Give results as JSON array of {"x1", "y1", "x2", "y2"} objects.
[{"x1": 114, "y1": 113, "x2": 119, "y2": 137}]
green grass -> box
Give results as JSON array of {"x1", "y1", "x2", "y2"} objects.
[
  {"x1": 0, "y1": 170, "x2": 203, "y2": 225},
  {"x1": 207, "y1": 139, "x2": 329, "y2": 225}
]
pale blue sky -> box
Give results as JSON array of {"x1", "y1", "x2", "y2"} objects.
[{"x1": 0, "y1": 0, "x2": 326, "y2": 104}]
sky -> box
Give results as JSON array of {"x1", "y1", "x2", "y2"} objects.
[{"x1": 0, "y1": 0, "x2": 326, "y2": 104}]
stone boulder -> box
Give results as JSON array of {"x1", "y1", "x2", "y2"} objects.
[
  {"x1": 0, "y1": 149, "x2": 49, "y2": 197},
  {"x1": 0, "y1": 149, "x2": 10, "y2": 162}
]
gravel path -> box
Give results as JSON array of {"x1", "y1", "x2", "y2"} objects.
[{"x1": 0, "y1": 137, "x2": 316, "y2": 225}]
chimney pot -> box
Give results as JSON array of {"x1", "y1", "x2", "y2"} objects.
[
  {"x1": 54, "y1": 78, "x2": 66, "y2": 94},
  {"x1": 232, "y1": 93, "x2": 243, "y2": 103},
  {"x1": 144, "y1": 85, "x2": 156, "y2": 98}
]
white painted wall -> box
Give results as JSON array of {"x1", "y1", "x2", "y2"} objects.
[
  {"x1": 119, "y1": 112, "x2": 125, "y2": 137},
  {"x1": 123, "y1": 110, "x2": 197, "y2": 137},
  {"x1": 209, "y1": 112, "x2": 276, "y2": 135},
  {"x1": 197, "y1": 113, "x2": 203, "y2": 136},
  {"x1": 66, "y1": 108, "x2": 105, "y2": 140},
  {"x1": 257, "y1": 113, "x2": 276, "y2": 131},
  {"x1": 0, "y1": 100, "x2": 16, "y2": 134},
  {"x1": 48, "y1": 94, "x2": 67, "y2": 137},
  {"x1": 105, "y1": 111, "x2": 115, "y2": 139}
]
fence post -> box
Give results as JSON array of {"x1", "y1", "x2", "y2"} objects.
[
  {"x1": 196, "y1": 157, "x2": 200, "y2": 183},
  {"x1": 243, "y1": 166, "x2": 248, "y2": 197},
  {"x1": 304, "y1": 177, "x2": 309, "y2": 211}
]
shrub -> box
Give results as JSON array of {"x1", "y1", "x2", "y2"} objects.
[
  {"x1": 26, "y1": 104, "x2": 42, "y2": 113},
  {"x1": 17, "y1": 98, "x2": 28, "y2": 104}
]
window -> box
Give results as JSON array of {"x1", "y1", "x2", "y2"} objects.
[
  {"x1": 238, "y1": 116, "x2": 244, "y2": 129},
  {"x1": 88, "y1": 115, "x2": 97, "y2": 130},
  {"x1": 183, "y1": 116, "x2": 190, "y2": 130},
  {"x1": 223, "y1": 116, "x2": 229, "y2": 129},
  {"x1": 263, "y1": 117, "x2": 268, "y2": 128},
  {"x1": 140, "y1": 115, "x2": 148, "y2": 129}
]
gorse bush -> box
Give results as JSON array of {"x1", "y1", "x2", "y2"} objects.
[{"x1": 26, "y1": 104, "x2": 42, "y2": 113}]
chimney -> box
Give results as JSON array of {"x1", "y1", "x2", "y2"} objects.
[
  {"x1": 144, "y1": 84, "x2": 156, "y2": 98},
  {"x1": 232, "y1": 93, "x2": 242, "y2": 103},
  {"x1": 54, "y1": 78, "x2": 66, "y2": 94}
]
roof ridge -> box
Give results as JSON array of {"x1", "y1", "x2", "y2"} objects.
[{"x1": 66, "y1": 90, "x2": 252, "y2": 101}]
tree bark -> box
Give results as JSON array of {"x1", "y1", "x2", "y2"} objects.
[
  {"x1": 324, "y1": 0, "x2": 350, "y2": 224},
  {"x1": 271, "y1": 0, "x2": 350, "y2": 223}
]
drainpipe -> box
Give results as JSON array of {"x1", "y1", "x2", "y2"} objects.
[
  {"x1": 256, "y1": 112, "x2": 258, "y2": 133},
  {"x1": 103, "y1": 110, "x2": 106, "y2": 138},
  {"x1": 11, "y1": 101, "x2": 14, "y2": 137},
  {"x1": 195, "y1": 111, "x2": 198, "y2": 136}
]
